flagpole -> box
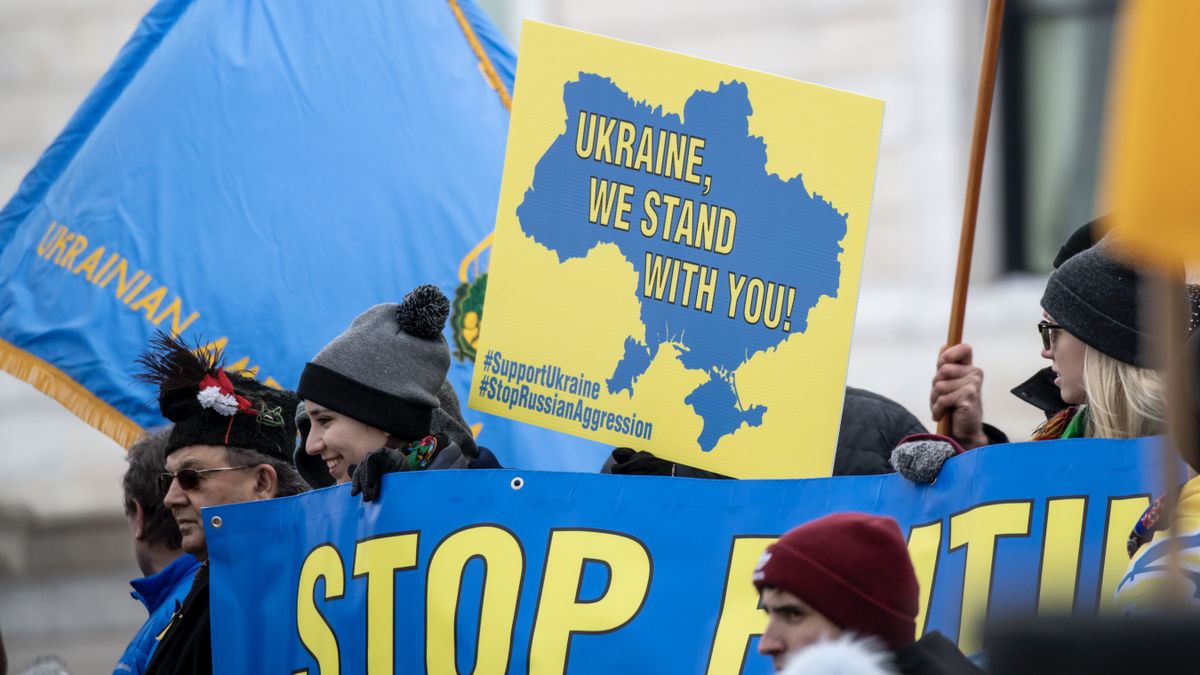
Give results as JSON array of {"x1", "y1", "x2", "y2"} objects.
[{"x1": 939, "y1": 0, "x2": 1006, "y2": 436}]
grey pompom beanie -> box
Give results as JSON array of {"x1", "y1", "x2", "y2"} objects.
[
  {"x1": 297, "y1": 285, "x2": 451, "y2": 440},
  {"x1": 1040, "y1": 240, "x2": 1151, "y2": 367}
]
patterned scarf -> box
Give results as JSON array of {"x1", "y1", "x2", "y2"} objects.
[
  {"x1": 1031, "y1": 405, "x2": 1086, "y2": 441},
  {"x1": 398, "y1": 435, "x2": 441, "y2": 471}
]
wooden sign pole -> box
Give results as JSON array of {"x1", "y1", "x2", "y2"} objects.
[{"x1": 939, "y1": 0, "x2": 1007, "y2": 436}]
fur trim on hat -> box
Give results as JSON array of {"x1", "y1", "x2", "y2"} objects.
[
  {"x1": 136, "y1": 331, "x2": 298, "y2": 459},
  {"x1": 780, "y1": 634, "x2": 897, "y2": 675}
]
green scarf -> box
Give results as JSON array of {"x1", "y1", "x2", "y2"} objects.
[{"x1": 1060, "y1": 405, "x2": 1089, "y2": 439}]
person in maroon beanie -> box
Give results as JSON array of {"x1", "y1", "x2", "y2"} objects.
[{"x1": 753, "y1": 512, "x2": 980, "y2": 674}]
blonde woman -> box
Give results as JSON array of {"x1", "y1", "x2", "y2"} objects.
[
  {"x1": 934, "y1": 238, "x2": 1165, "y2": 447},
  {"x1": 1026, "y1": 234, "x2": 1168, "y2": 441},
  {"x1": 893, "y1": 234, "x2": 1178, "y2": 483},
  {"x1": 1061, "y1": 337, "x2": 1165, "y2": 440}
]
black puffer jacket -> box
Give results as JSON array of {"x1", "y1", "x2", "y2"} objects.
[
  {"x1": 604, "y1": 386, "x2": 926, "y2": 477},
  {"x1": 834, "y1": 386, "x2": 928, "y2": 475},
  {"x1": 893, "y1": 631, "x2": 982, "y2": 674}
]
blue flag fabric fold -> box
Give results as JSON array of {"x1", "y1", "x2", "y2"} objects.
[{"x1": 0, "y1": 0, "x2": 608, "y2": 470}]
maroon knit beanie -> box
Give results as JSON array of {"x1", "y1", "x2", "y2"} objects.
[{"x1": 752, "y1": 512, "x2": 919, "y2": 650}]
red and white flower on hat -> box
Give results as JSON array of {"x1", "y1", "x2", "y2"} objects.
[{"x1": 196, "y1": 370, "x2": 255, "y2": 417}]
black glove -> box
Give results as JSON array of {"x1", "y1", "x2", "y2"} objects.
[
  {"x1": 610, "y1": 448, "x2": 676, "y2": 476},
  {"x1": 350, "y1": 447, "x2": 407, "y2": 502},
  {"x1": 609, "y1": 448, "x2": 732, "y2": 478}
]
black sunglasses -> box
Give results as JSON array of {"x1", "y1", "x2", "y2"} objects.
[
  {"x1": 159, "y1": 465, "x2": 256, "y2": 493},
  {"x1": 1037, "y1": 320, "x2": 1064, "y2": 351}
]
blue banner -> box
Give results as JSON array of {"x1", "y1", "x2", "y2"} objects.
[
  {"x1": 0, "y1": 0, "x2": 609, "y2": 471},
  {"x1": 206, "y1": 438, "x2": 1167, "y2": 674}
]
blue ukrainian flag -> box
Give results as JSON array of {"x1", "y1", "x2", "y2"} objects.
[{"x1": 0, "y1": 0, "x2": 608, "y2": 471}]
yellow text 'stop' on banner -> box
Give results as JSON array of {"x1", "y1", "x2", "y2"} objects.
[{"x1": 470, "y1": 21, "x2": 884, "y2": 478}]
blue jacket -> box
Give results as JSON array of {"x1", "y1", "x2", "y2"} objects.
[{"x1": 113, "y1": 553, "x2": 202, "y2": 674}]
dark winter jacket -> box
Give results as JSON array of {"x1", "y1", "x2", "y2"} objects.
[
  {"x1": 834, "y1": 386, "x2": 928, "y2": 475},
  {"x1": 892, "y1": 631, "x2": 982, "y2": 675},
  {"x1": 142, "y1": 563, "x2": 211, "y2": 675},
  {"x1": 604, "y1": 386, "x2": 927, "y2": 477},
  {"x1": 114, "y1": 553, "x2": 201, "y2": 674},
  {"x1": 968, "y1": 367, "x2": 1069, "y2": 446},
  {"x1": 1010, "y1": 367, "x2": 1068, "y2": 417}
]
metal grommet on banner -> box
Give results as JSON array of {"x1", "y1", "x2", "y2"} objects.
[
  {"x1": 211, "y1": 515, "x2": 223, "y2": 528},
  {"x1": 510, "y1": 476, "x2": 524, "y2": 490}
]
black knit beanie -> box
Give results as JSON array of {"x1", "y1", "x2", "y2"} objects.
[
  {"x1": 297, "y1": 285, "x2": 451, "y2": 440},
  {"x1": 1041, "y1": 240, "x2": 1152, "y2": 367},
  {"x1": 1052, "y1": 219, "x2": 1101, "y2": 269},
  {"x1": 136, "y1": 332, "x2": 299, "y2": 460}
]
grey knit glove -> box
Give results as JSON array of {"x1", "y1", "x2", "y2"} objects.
[{"x1": 889, "y1": 434, "x2": 965, "y2": 483}]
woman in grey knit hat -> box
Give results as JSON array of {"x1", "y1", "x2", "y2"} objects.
[
  {"x1": 894, "y1": 232, "x2": 1180, "y2": 483},
  {"x1": 1031, "y1": 238, "x2": 1167, "y2": 440},
  {"x1": 295, "y1": 285, "x2": 487, "y2": 499},
  {"x1": 930, "y1": 234, "x2": 1170, "y2": 447}
]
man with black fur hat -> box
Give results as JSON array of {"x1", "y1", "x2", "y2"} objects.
[
  {"x1": 296, "y1": 284, "x2": 492, "y2": 500},
  {"x1": 136, "y1": 332, "x2": 308, "y2": 675}
]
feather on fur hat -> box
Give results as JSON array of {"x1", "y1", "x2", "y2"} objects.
[{"x1": 136, "y1": 331, "x2": 298, "y2": 459}]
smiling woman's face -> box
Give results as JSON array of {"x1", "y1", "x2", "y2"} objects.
[{"x1": 303, "y1": 401, "x2": 389, "y2": 483}]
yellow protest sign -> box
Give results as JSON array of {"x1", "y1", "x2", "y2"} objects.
[{"x1": 470, "y1": 22, "x2": 884, "y2": 478}]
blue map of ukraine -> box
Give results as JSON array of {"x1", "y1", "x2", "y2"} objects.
[{"x1": 517, "y1": 73, "x2": 847, "y2": 451}]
